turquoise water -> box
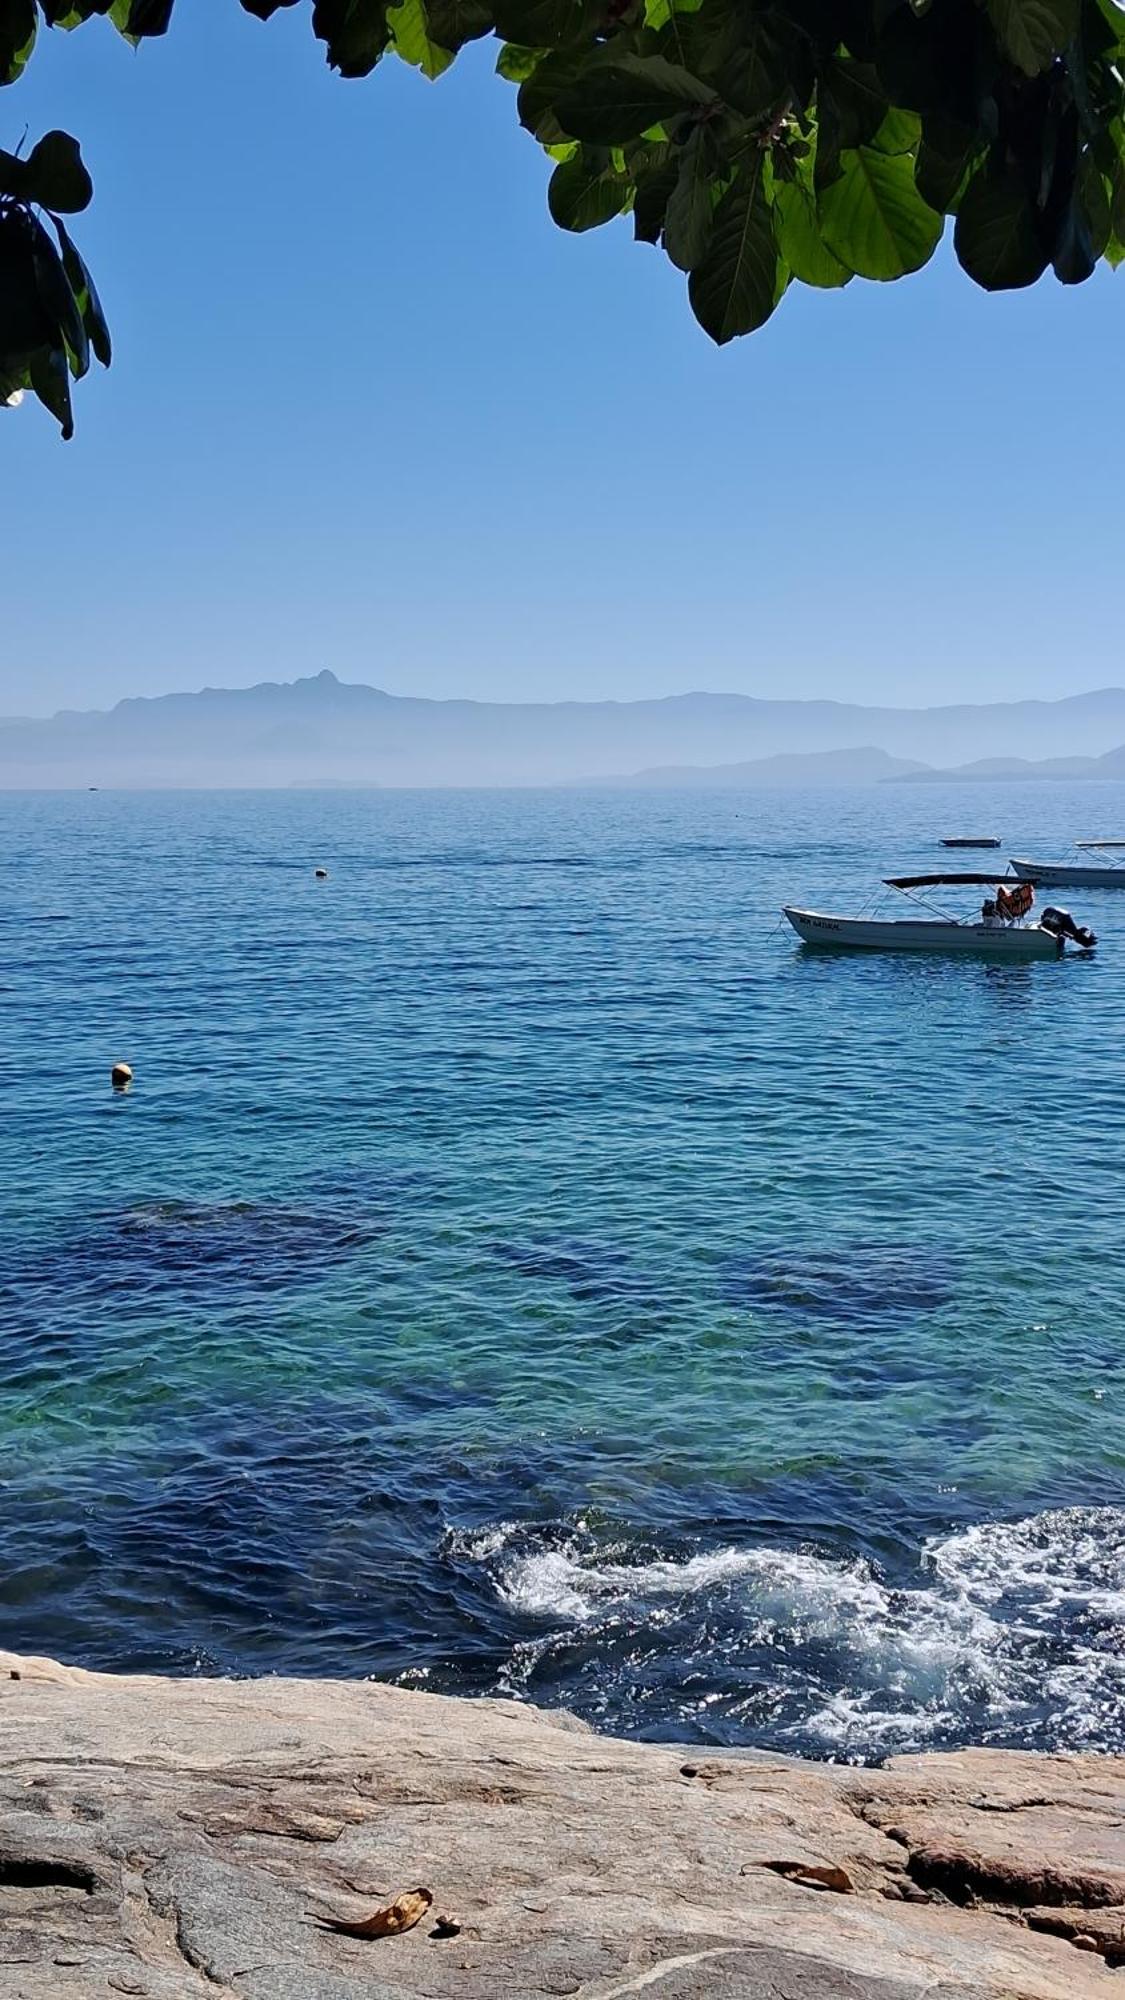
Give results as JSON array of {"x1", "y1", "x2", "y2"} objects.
[{"x1": 2, "y1": 783, "x2": 1124, "y2": 1761}]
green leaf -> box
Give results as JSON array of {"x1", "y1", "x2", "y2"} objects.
[
  {"x1": 870, "y1": 106, "x2": 921, "y2": 158},
  {"x1": 915, "y1": 114, "x2": 977, "y2": 214},
  {"x1": 688, "y1": 156, "x2": 780, "y2": 343},
  {"x1": 51, "y1": 213, "x2": 111, "y2": 366},
  {"x1": 819, "y1": 145, "x2": 943, "y2": 279},
  {"x1": 632, "y1": 157, "x2": 678, "y2": 241},
  {"x1": 0, "y1": 0, "x2": 37, "y2": 83},
  {"x1": 492, "y1": 0, "x2": 600, "y2": 48},
  {"x1": 985, "y1": 0, "x2": 1080, "y2": 74},
  {"x1": 1051, "y1": 155, "x2": 1110, "y2": 282},
  {"x1": 0, "y1": 148, "x2": 30, "y2": 198},
  {"x1": 23, "y1": 131, "x2": 93, "y2": 214},
  {"x1": 953, "y1": 163, "x2": 1049, "y2": 288},
  {"x1": 386, "y1": 0, "x2": 453, "y2": 74},
  {"x1": 555, "y1": 54, "x2": 716, "y2": 142},
  {"x1": 312, "y1": 0, "x2": 392, "y2": 77},
  {"x1": 496, "y1": 39, "x2": 539, "y2": 78},
  {"x1": 772, "y1": 178, "x2": 852, "y2": 288},
  {"x1": 823, "y1": 59, "x2": 889, "y2": 150},
  {"x1": 0, "y1": 210, "x2": 52, "y2": 359},
  {"x1": 123, "y1": 0, "x2": 174, "y2": 32},
  {"x1": 29, "y1": 343, "x2": 74, "y2": 440},
  {"x1": 27, "y1": 213, "x2": 88, "y2": 378},
  {"x1": 518, "y1": 48, "x2": 589, "y2": 141},
  {"x1": 241, "y1": 0, "x2": 302, "y2": 16},
  {"x1": 644, "y1": 0, "x2": 702, "y2": 27},
  {"x1": 548, "y1": 151, "x2": 631, "y2": 229},
  {"x1": 424, "y1": 0, "x2": 493, "y2": 50},
  {"x1": 662, "y1": 124, "x2": 714, "y2": 269}
]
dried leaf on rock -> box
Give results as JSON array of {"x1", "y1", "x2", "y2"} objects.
[{"x1": 316, "y1": 1886, "x2": 434, "y2": 1937}]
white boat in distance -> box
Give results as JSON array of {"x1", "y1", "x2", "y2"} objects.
[
  {"x1": 1010, "y1": 842, "x2": 1125, "y2": 889},
  {"x1": 784, "y1": 872, "x2": 1097, "y2": 959}
]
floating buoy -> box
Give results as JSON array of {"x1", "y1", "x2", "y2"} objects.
[
  {"x1": 111, "y1": 1061, "x2": 133, "y2": 1090},
  {"x1": 314, "y1": 867, "x2": 328, "y2": 879}
]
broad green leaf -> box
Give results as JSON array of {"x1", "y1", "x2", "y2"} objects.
[
  {"x1": 954, "y1": 163, "x2": 1049, "y2": 288},
  {"x1": 688, "y1": 157, "x2": 780, "y2": 342},
  {"x1": 0, "y1": 0, "x2": 37, "y2": 82},
  {"x1": 424, "y1": 0, "x2": 493, "y2": 50},
  {"x1": 555, "y1": 55, "x2": 716, "y2": 143},
  {"x1": 0, "y1": 147, "x2": 29, "y2": 198},
  {"x1": 23, "y1": 131, "x2": 93, "y2": 214},
  {"x1": 632, "y1": 158, "x2": 678, "y2": 241},
  {"x1": 312, "y1": 0, "x2": 392, "y2": 77},
  {"x1": 29, "y1": 343, "x2": 74, "y2": 439},
  {"x1": 0, "y1": 211, "x2": 52, "y2": 358},
  {"x1": 772, "y1": 179, "x2": 852, "y2": 287},
  {"x1": 915, "y1": 115, "x2": 976, "y2": 214},
  {"x1": 823, "y1": 58, "x2": 889, "y2": 150},
  {"x1": 496, "y1": 40, "x2": 539, "y2": 79},
  {"x1": 518, "y1": 48, "x2": 589, "y2": 141},
  {"x1": 241, "y1": 0, "x2": 302, "y2": 15},
  {"x1": 644, "y1": 0, "x2": 702, "y2": 28},
  {"x1": 662, "y1": 125, "x2": 715, "y2": 269},
  {"x1": 548, "y1": 152, "x2": 630, "y2": 229},
  {"x1": 387, "y1": 0, "x2": 453, "y2": 75},
  {"x1": 28, "y1": 213, "x2": 88, "y2": 378},
  {"x1": 820, "y1": 145, "x2": 943, "y2": 279},
  {"x1": 870, "y1": 106, "x2": 921, "y2": 157},
  {"x1": 1051, "y1": 158, "x2": 1109, "y2": 282},
  {"x1": 493, "y1": 0, "x2": 600, "y2": 48},
  {"x1": 51, "y1": 213, "x2": 111, "y2": 366},
  {"x1": 985, "y1": 0, "x2": 1079, "y2": 73},
  {"x1": 1105, "y1": 231, "x2": 1125, "y2": 267},
  {"x1": 123, "y1": 0, "x2": 175, "y2": 32}
]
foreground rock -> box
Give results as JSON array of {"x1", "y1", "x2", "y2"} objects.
[{"x1": 1, "y1": 1653, "x2": 1124, "y2": 1998}]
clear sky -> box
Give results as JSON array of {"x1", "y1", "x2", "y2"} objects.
[{"x1": 2, "y1": 0, "x2": 1121, "y2": 717}]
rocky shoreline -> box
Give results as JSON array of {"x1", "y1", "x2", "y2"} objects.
[{"x1": 1, "y1": 1650, "x2": 1123, "y2": 1997}]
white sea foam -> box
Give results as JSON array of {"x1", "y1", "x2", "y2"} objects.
[{"x1": 453, "y1": 1506, "x2": 1125, "y2": 1758}]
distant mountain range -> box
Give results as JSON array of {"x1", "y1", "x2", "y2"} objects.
[
  {"x1": 5, "y1": 672, "x2": 1125, "y2": 788},
  {"x1": 895, "y1": 745, "x2": 1125, "y2": 783},
  {"x1": 585, "y1": 747, "x2": 928, "y2": 787}
]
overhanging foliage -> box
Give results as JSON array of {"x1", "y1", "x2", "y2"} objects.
[{"x1": 3, "y1": 0, "x2": 1125, "y2": 434}]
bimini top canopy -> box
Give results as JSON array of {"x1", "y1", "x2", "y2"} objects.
[
  {"x1": 884, "y1": 872, "x2": 1020, "y2": 890},
  {"x1": 1074, "y1": 841, "x2": 1125, "y2": 850}
]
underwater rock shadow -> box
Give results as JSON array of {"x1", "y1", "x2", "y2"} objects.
[
  {"x1": 0, "y1": 1175, "x2": 408, "y2": 1316},
  {"x1": 725, "y1": 1242, "x2": 957, "y2": 1325}
]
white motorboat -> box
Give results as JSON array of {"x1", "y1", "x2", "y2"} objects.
[
  {"x1": 783, "y1": 872, "x2": 1097, "y2": 959},
  {"x1": 1010, "y1": 842, "x2": 1125, "y2": 889}
]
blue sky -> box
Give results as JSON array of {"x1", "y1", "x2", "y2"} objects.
[{"x1": 2, "y1": 0, "x2": 1121, "y2": 717}]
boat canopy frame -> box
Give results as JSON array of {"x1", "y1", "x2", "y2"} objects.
[{"x1": 880, "y1": 871, "x2": 1033, "y2": 926}]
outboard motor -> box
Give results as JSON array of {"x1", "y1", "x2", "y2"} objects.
[{"x1": 1041, "y1": 906, "x2": 1097, "y2": 951}]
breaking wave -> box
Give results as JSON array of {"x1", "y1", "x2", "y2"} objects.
[{"x1": 448, "y1": 1506, "x2": 1125, "y2": 1762}]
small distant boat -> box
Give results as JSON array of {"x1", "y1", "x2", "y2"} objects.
[
  {"x1": 783, "y1": 872, "x2": 1096, "y2": 959},
  {"x1": 940, "y1": 836, "x2": 1001, "y2": 849},
  {"x1": 1010, "y1": 842, "x2": 1125, "y2": 889}
]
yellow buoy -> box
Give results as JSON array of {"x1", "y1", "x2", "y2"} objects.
[{"x1": 111, "y1": 1062, "x2": 133, "y2": 1090}]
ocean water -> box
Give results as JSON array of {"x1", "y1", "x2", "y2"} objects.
[{"x1": 2, "y1": 781, "x2": 1124, "y2": 1764}]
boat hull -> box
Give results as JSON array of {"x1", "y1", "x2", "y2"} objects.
[
  {"x1": 941, "y1": 838, "x2": 1001, "y2": 849},
  {"x1": 783, "y1": 907, "x2": 1061, "y2": 958},
  {"x1": 1010, "y1": 858, "x2": 1125, "y2": 888}
]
